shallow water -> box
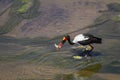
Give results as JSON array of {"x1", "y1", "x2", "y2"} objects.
[
  {"x1": 0, "y1": 0, "x2": 120, "y2": 80},
  {"x1": 0, "y1": 22, "x2": 120, "y2": 79}
]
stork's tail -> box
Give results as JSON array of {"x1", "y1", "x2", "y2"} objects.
[
  {"x1": 92, "y1": 37, "x2": 102, "y2": 44},
  {"x1": 83, "y1": 34, "x2": 102, "y2": 44}
]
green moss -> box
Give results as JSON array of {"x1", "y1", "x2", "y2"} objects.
[
  {"x1": 10, "y1": 0, "x2": 33, "y2": 14},
  {"x1": 21, "y1": 0, "x2": 40, "y2": 19},
  {"x1": 17, "y1": 0, "x2": 33, "y2": 13},
  {"x1": 111, "y1": 15, "x2": 120, "y2": 21},
  {"x1": 75, "y1": 63, "x2": 102, "y2": 77}
]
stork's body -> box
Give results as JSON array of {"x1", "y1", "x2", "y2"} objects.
[{"x1": 55, "y1": 34, "x2": 102, "y2": 57}]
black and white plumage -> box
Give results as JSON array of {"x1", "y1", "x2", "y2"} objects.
[
  {"x1": 67, "y1": 34, "x2": 102, "y2": 45},
  {"x1": 55, "y1": 34, "x2": 102, "y2": 49}
]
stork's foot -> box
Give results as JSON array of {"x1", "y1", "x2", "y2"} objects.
[{"x1": 73, "y1": 55, "x2": 82, "y2": 59}]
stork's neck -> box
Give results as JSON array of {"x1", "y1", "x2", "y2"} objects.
[{"x1": 67, "y1": 36, "x2": 75, "y2": 45}]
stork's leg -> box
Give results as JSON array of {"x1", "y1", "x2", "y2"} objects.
[
  {"x1": 75, "y1": 45, "x2": 94, "y2": 57},
  {"x1": 82, "y1": 44, "x2": 94, "y2": 57}
]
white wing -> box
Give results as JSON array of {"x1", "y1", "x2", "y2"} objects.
[{"x1": 73, "y1": 34, "x2": 89, "y2": 43}]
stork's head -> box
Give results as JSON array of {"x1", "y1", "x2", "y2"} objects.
[{"x1": 55, "y1": 35, "x2": 70, "y2": 49}]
